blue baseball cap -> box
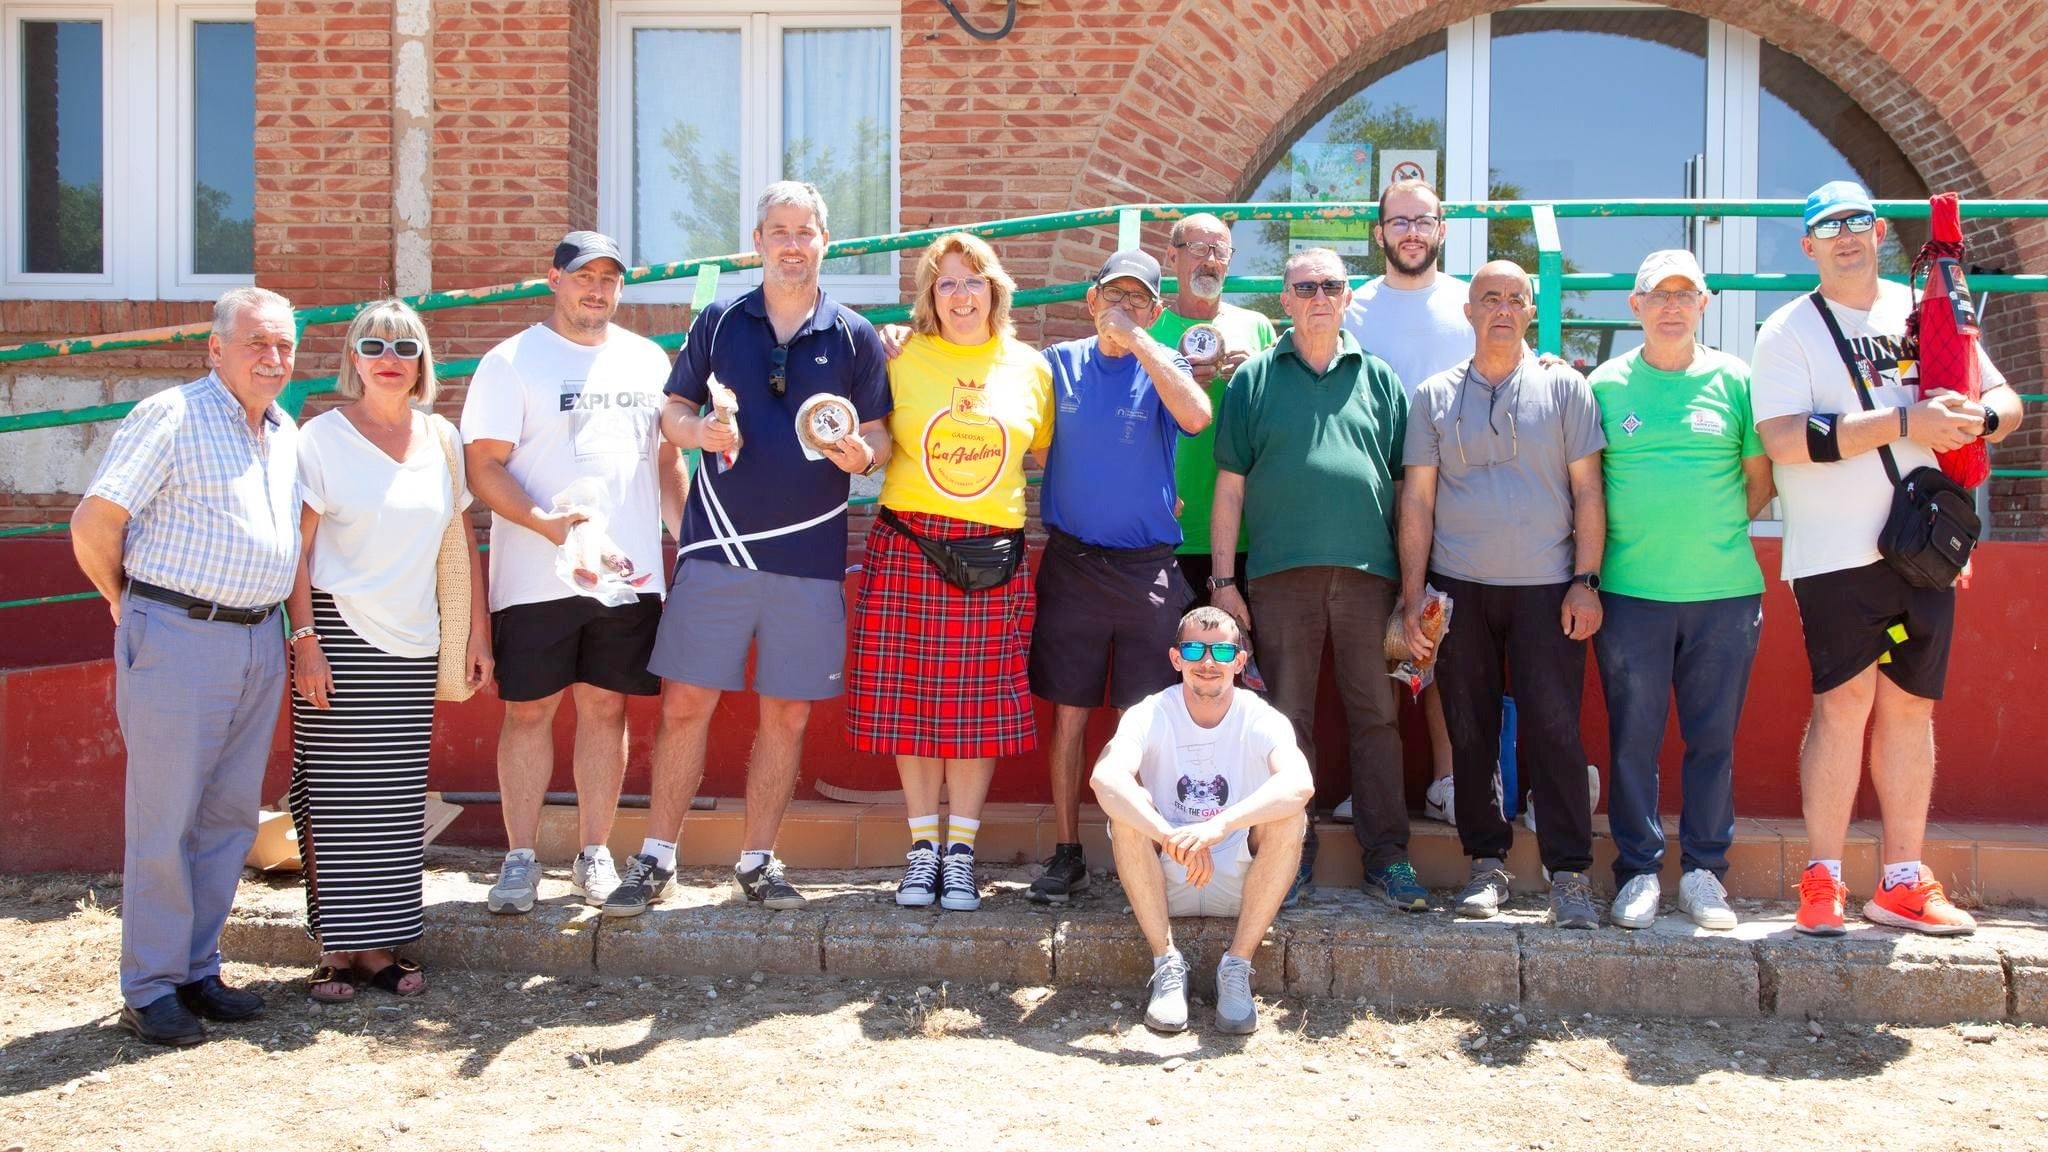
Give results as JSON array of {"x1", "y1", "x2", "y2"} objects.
[{"x1": 1803, "y1": 181, "x2": 1876, "y2": 229}]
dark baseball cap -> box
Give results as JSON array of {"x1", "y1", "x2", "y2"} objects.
[
  {"x1": 1094, "y1": 249, "x2": 1162, "y2": 295},
  {"x1": 552, "y1": 230, "x2": 627, "y2": 273}
]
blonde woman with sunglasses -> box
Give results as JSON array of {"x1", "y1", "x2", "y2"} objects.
[{"x1": 284, "y1": 300, "x2": 491, "y2": 1003}]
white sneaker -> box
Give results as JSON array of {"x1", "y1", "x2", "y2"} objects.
[
  {"x1": 572, "y1": 846, "x2": 620, "y2": 907},
  {"x1": 1609, "y1": 873, "x2": 1660, "y2": 929},
  {"x1": 1331, "y1": 796, "x2": 1354, "y2": 822},
  {"x1": 1214, "y1": 955, "x2": 1258, "y2": 1034},
  {"x1": 487, "y1": 849, "x2": 539, "y2": 914},
  {"x1": 1144, "y1": 950, "x2": 1189, "y2": 1032},
  {"x1": 1424, "y1": 775, "x2": 1455, "y2": 825},
  {"x1": 1679, "y1": 868, "x2": 1738, "y2": 930},
  {"x1": 1521, "y1": 765, "x2": 1600, "y2": 834}
]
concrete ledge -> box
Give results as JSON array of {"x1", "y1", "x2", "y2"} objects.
[
  {"x1": 1051, "y1": 916, "x2": 1285, "y2": 998},
  {"x1": 1758, "y1": 923, "x2": 2009, "y2": 1024},
  {"x1": 597, "y1": 904, "x2": 823, "y2": 978},
  {"x1": 1522, "y1": 917, "x2": 1760, "y2": 1018},
  {"x1": 823, "y1": 906, "x2": 1054, "y2": 985},
  {"x1": 1289, "y1": 903, "x2": 1522, "y2": 1008}
]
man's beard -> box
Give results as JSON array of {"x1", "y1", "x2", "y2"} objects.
[
  {"x1": 1381, "y1": 236, "x2": 1441, "y2": 277},
  {"x1": 1187, "y1": 269, "x2": 1224, "y2": 300},
  {"x1": 1186, "y1": 675, "x2": 1230, "y2": 700}
]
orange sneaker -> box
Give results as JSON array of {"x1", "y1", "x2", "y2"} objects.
[
  {"x1": 1794, "y1": 862, "x2": 1847, "y2": 936},
  {"x1": 1863, "y1": 866, "x2": 1977, "y2": 936}
]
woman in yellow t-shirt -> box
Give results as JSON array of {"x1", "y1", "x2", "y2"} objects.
[{"x1": 848, "y1": 231, "x2": 1053, "y2": 913}]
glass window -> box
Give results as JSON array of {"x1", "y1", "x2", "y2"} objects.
[
  {"x1": 1754, "y1": 41, "x2": 1926, "y2": 322},
  {"x1": 784, "y1": 26, "x2": 891, "y2": 276},
  {"x1": 21, "y1": 19, "x2": 104, "y2": 275},
  {"x1": 1487, "y1": 9, "x2": 1707, "y2": 363},
  {"x1": 190, "y1": 20, "x2": 253, "y2": 275},
  {"x1": 634, "y1": 26, "x2": 743, "y2": 265}
]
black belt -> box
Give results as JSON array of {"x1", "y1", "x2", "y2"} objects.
[
  {"x1": 128, "y1": 580, "x2": 279, "y2": 625},
  {"x1": 1045, "y1": 525, "x2": 1178, "y2": 563}
]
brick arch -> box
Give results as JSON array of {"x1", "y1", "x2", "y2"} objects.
[{"x1": 1036, "y1": 0, "x2": 2048, "y2": 532}]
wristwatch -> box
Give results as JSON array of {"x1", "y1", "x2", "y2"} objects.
[
  {"x1": 1982, "y1": 407, "x2": 2002, "y2": 439},
  {"x1": 1206, "y1": 576, "x2": 1237, "y2": 591},
  {"x1": 1572, "y1": 571, "x2": 1601, "y2": 592}
]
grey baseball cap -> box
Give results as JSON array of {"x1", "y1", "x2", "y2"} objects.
[
  {"x1": 1094, "y1": 249, "x2": 1162, "y2": 295},
  {"x1": 552, "y1": 230, "x2": 626, "y2": 273}
]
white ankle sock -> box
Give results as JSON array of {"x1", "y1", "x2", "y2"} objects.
[
  {"x1": 1883, "y1": 860, "x2": 1922, "y2": 888},
  {"x1": 1809, "y1": 858, "x2": 1843, "y2": 883},
  {"x1": 640, "y1": 838, "x2": 677, "y2": 871},
  {"x1": 738, "y1": 850, "x2": 772, "y2": 873}
]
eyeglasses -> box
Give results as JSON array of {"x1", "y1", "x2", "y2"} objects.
[
  {"x1": 1288, "y1": 279, "x2": 1348, "y2": 298},
  {"x1": 1476, "y1": 293, "x2": 1531, "y2": 312},
  {"x1": 1454, "y1": 376, "x2": 1519, "y2": 469},
  {"x1": 1637, "y1": 289, "x2": 1704, "y2": 308},
  {"x1": 355, "y1": 337, "x2": 423, "y2": 360},
  {"x1": 1097, "y1": 285, "x2": 1156, "y2": 308},
  {"x1": 768, "y1": 345, "x2": 788, "y2": 397},
  {"x1": 1171, "y1": 241, "x2": 1232, "y2": 261},
  {"x1": 1176, "y1": 640, "x2": 1241, "y2": 663},
  {"x1": 1808, "y1": 213, "x2": 1876, "y2": 239},
  {"x1": 934, "y1": 276, "x2": 989, "y2": 297},
  {"x1": 1381, "y1": 214, "x2": 1440, "y2": 234}
]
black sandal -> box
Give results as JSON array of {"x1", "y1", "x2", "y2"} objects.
[
  {"x1": 307, "y1": 964, "x2": 359, "y2": 1004},
  {"x1": 362, "y1": 957, "x2": 426, "y2": 997}
]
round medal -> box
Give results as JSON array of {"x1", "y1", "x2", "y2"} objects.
[{"x1": 1179, "y1": 323, "x2": 1224, "y2": 362}]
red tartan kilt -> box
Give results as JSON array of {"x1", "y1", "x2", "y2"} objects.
[{"x1": 846, "y1": 509, "x2": 1038, "y2": 758}]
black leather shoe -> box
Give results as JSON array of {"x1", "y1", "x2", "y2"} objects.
[
  {"x1": 175, "y1": 975, "x2": 265, "y2": 1022},
  {"x1": 120, "y1": 993, "x2": 206, "y2": 1046}
]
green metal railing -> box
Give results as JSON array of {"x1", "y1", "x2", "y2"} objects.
[{"x1": 4, "y1": 198, "x2": 2046, "y2": 610}]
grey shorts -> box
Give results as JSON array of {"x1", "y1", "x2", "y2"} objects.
[{"x1": 650, "y1": 558, "x2": 847, "y2": 701}]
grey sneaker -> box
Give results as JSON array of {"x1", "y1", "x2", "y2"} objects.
[
  {"x1": 1550, "y1": 870, "x2": 1600, "y2": 929},
  {"x1": 1609, "y1": 873, "x2": 1660, "y2": 929},
  {"x1": 1678, "y1": 868, "x2": 1737, "y2": 930},
  {"x1": 487, "y1": 849, "x2": 540, "y2": 915},
  {"x1": 733, "y1": 856, "x2": 806, "y2": 910},
  {"x1": 571, "y1": 846, "x2": 620, "y2": 907},
  {"x1": 602, "y1": 852, "x2": 676, "y2": 918},
  {"x1": 1215, "y1": 955, "x2": 1258, "y2": 1034},
  {"x1": 1454, "y1": 858, "x2": 1512, "y2": 919},
  {"x1": 1143, "y1": 950, "x2": 1189, "y2": 1033}
]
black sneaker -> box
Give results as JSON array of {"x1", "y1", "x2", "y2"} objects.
[
  {"x1": 897, "y1": 841, "x2": 940, "y2": 907},
  {"x1": 602, "y1": 853, "x2": 675, "y2": 918},
  {"x1": 733, "y1": 856, "x2": 806, "y2": 911},
  {"x1": 1026, "y1": 843, "x2": 1089, "y2": 904}
]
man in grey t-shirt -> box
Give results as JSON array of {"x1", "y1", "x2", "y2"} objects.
[{"x1": 1396, "y1": 260, "x2": 1608, "y2": 929}]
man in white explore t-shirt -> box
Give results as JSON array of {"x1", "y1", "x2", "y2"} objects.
[
  {"x1": 1751, "y1": 180, "x2": 2023, "y2": 938},
  {"x1": 460, "y1": 231, "x2": 687, "y2": 917},
  {"x1": 1090, "y1": 606, "x2": 1313, "y2": 1036}
]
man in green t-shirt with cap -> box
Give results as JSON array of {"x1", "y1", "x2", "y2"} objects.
[{"x1": 1586, "y1": 249, "x2": 1773, "y2": 933}]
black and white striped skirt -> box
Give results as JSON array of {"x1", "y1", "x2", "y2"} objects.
[{"x1": 288, "y1": 589, "x2": 437, "y2": 952}]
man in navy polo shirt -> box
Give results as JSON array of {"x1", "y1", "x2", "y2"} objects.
[
  {"x1": 606, "y1": 181, "x2": 892, "y2": 917},
  {"x1": 1026, "y1": 250, "x2": 1211, "y2": 904}
]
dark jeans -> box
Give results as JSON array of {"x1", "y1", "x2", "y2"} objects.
[
  {"x1": 1431, "y1": 572, "x2": 1592, "y2": 874},
  {"x1": 1248, "y1": 566, "x2": 1405, "y2": 869},
  {"x1": 1594, "y1": 591, "x2": 1761, "y2": 884}
]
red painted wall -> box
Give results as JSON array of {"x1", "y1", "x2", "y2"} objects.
[{"x1": 4, "y1": 538, "x2": 2044, "y2": 872}]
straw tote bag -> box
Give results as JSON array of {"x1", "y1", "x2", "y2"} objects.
[{"x1": 430, "y1": 414, "x2": 476, "y2": 702}]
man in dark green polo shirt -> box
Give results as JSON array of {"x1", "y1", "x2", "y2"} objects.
[{"x1": 1209, "y1": 246, "x2": 1422, "y2": 912}]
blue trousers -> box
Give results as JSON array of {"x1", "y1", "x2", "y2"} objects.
[
  {"x1": 116, "y1": 592, "x2": 285, "y2": 1008},
  {"x1": 1593, "y1": 592, "x2": 1761, "y2": 885}
]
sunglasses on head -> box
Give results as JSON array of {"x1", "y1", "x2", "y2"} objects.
[
  {"x1": 1808, "y1": 213, "x2": 1876, "y2": 239},
  {"x1": 769, "y1": 344, "x2": 788, "y2": 397},
  {"x1": 1177, "y1": 640, "x2": 1241, "y2": 663},
  {"x1": 355, "y1": 337, "x2": 423, "y2": 360},
  {"x1": 1288, "y1": 278, "x2": 1348, "y2": 298}
]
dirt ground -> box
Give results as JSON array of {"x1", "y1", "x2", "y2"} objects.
[{"x1": 4, "y1": 871, "x2": 2047, "y2": 1152}]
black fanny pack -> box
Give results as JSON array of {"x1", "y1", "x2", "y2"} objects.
[
  {"x1": 880, "y1": 508, "x2": 1025, "y2": 592},
  {"x1": 1812, "y1": 291, "x2": 1981, "y2": 589}
]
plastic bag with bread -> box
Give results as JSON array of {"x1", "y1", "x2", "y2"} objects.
[{"x1": 1385, "y1": 584, "x2": 1453, "y2": 698}]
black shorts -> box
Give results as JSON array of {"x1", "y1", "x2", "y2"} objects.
[
  {"x1": 492, "y1": 593, "x2": 664, "y2": 702},
  {"x1": 1791, "y1": 561, "x2": 1955, "y2": 700},
  {"x1": 1028, "y1": 530, "x2": 1192, "y2": 709}
]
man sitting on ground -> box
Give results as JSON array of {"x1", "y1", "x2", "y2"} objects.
[{"x1": 1089, "y1": 606, "x2": 1313, "y2": 1035}]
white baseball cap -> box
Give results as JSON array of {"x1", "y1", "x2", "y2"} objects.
[{"x1": 1633, "y1": 249, "x2": 1709, "y2": 295}]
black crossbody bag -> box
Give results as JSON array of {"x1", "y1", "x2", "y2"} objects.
[
  {"x1": 879, "y1": 507, "x2": 1026, "y2": 592},
  {"x1": 1810, "y1": 291, "x2": 1980, "y2": 589}
]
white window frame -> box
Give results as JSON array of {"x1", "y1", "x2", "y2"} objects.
[
  {"x1": 1, "y1": 0, "x2": 251, "y2": 300},
  {"x1": 601, "y1": 0, "x2": 901, "y2": 306},
  {"x1": 156, "y1": 2, "x2": 256, "y2": 299}
]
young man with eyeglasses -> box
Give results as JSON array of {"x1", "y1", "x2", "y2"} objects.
[
  {"x1": 463, "y1": 231, "x2": 686, "y2": 917},
  {"x1": 618, "y1": 182, "x2": 892, "y2": 916},
  {"x1": 1337, "y1": 178, "x2": 1475, "y2": 831},
  {"x1": 1210, "y1": 247, "x2": 1421, "y2": 912},
  {"x1": 1751, "y1": 180, "x2": 2022, "y2": 937},
  {"x1": 1587, "y1": 250, "x2": 1773, "y2": 932},
  {"x1": 1398, "y1": 260, "x2": 1607, "y2": 927},
  {"x1": 1145, "y1": 214, "x2": 1278, "y2": 604},
  {"x1": 1089, "y1": 606, "x2": 1313, "y2": 1035},
  {"x1": 1025, "y1": 250, "x2": 1208, "y2": 904}
]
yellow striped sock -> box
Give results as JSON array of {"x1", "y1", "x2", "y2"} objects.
[
  {"x1": 907, "y1": 814, "x2": 940, "y2": 848},
  {"x1": 946, "y1": 815, "x2": 980, "y2": 854}
]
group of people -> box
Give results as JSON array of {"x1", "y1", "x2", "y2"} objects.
[{"x1": 72, "y1": 176, "x2": 2022, "y2": 1044}]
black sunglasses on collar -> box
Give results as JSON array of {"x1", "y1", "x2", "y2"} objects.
[{"x1": 769, "y1": 345, "x2": 788, "y2": 397}]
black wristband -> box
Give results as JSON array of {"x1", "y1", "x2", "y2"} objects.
[
  {"x1": 1899, "y1": 405, "x2": 1910, "y2": 438},
  {"x1": 1805, "y1": 413, "x2": 1843, "y2": 463}
]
